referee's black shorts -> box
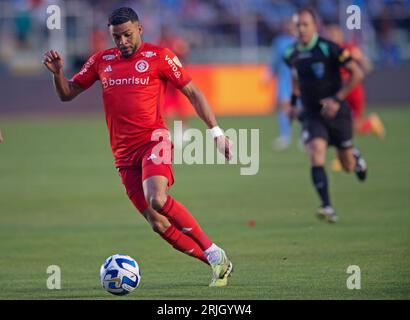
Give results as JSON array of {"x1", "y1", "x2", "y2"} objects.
[{"x1": 301, "y1": 103, "x2": 353, "y2": 149}]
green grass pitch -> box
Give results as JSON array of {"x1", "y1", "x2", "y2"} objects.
[{"x1": 0, "y1": 107, "x2": 409, "y2": 299}]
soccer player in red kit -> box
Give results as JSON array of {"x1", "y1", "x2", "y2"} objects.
[
  {"x1": 326, "y1": 25, "x2": 385, "y2": 139},
  {"x1": 43, "y1": 7, "x2": 233, "y2": 287}
]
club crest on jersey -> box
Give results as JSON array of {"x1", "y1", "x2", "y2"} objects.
[
  {"x1": 135, "y1": 59, "x2": 149, "y2": 73},
  {"x1": 141, "y1": 51, "x2": 157, "y2": 58},
  {"x1": 311, "y1": 62, "x2": 325, "y2": 79}
]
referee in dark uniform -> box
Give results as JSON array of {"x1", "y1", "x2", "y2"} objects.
[{"x1": 284, "y1": 8, "x2": 367, "y2": 222}]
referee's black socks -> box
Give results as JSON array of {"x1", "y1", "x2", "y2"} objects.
[{"x1": 311, "y1": 166, "x2": 331, "y2": 207}]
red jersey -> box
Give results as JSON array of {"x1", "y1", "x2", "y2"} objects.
[
  {"x1": 72, "y1": 42, "x2": 191, "y2": 167},
  {"x1": 340, "y1": 42, "x2": 365, "y2": 101},
  {"x1": 340, "y1": 42, "x2": 362, "y2": 80}
]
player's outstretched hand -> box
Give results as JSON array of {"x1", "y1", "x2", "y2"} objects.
[
  {"x1": 215, "y1": 135, "x2": 233, "y2": 161},
  {"x1": 320, "y1": 97, "x2": 340, "y2": 118},
  {"x1": 43, "y1": 50, "x2": 64, "y2": 75},
  {"x1": 0, "y1": 130, "x2": 3, "y2": 143}
]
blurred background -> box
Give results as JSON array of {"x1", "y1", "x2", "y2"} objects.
[{"x1": 0, "y1": 0, "x2": 409, "y2": 115}]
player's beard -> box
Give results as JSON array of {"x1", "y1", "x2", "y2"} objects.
[{"x1": 120, "y1": 45, "x2": 137, "y2": 58}]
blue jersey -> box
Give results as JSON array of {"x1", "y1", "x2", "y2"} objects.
[{"x1": 270, "y1": 34, "x2": 295, "y2": 101}]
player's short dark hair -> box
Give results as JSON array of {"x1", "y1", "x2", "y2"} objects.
[
  {"x1": 297, "y1": 7, "x2": 318, "y2": 23},
  {"x1": 108, "y1": 7, "x2": 139, "y2": 26}
]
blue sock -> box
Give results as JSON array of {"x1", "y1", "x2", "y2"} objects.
[{"x1": 278, "y1": 111, "x2": 291, "y2": 140}]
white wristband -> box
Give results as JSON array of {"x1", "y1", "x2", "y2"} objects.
[{"x1": 211, "y1": 126, "x2": 224, "y2": 138}]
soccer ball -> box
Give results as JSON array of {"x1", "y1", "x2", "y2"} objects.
[{"x1": 100, "y1": 254, "x2": 141, "y2": 295}]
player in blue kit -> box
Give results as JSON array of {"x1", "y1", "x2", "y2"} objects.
[{"x1": 269, "y1": 18, "x2": 297, "y2": 150}]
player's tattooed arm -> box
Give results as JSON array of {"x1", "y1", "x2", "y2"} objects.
[
  {"x1": 43, "y1": 50, "x2": 86, "y2": 101},
  {"x1": 181, "y1": 81, "x2": 217, "y2": 128},
  {"x1": 181, "y1": 81, "x2": 233, "y2": 160},
  {"x1": 53, "y1": 77, "x2": 85, "y2": 102}
]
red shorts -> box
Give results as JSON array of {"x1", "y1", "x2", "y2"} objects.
[
  {"x1": 117, "y1": 140, "x2": 174, "y2": 213},
  {"x1": 346, "y1": 84, "x2": 365, "y2": 119}
]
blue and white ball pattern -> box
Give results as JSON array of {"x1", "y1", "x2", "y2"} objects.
[{"x1": 100, "y1": 254, "x2": 141, "y2": 295}]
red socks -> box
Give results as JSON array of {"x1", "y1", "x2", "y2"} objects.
[
  {"x1": 158, "y1": 196, "x2": 213, "y2": 251},
  {"x1": 160, "y1": 225, "x2": 208, "y2": 264}
]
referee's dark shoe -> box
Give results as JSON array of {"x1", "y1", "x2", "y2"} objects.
[{"x1": 353, "y1": 148, "x2": 367, "y2": 182}]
